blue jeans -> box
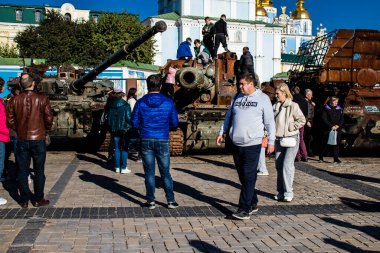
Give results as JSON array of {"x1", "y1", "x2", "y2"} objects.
[
  {"x1": 113, "y1": 133, "x2": 128, "y2": 169},
  {"x1": 16, "y1": 140, "x2": 46, "y2": 203},
  {"x1": 0, "y1": 142, "x2": 5, "y2": 178},
  {"x1": 232, "y1": 144, "x2": 261, "y2": 212},
  {"x1": 141, "y1": 139, "x2": 175, "y2": 203}
]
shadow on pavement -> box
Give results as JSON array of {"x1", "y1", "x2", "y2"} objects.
[
  {"x1": 340, "y1": 197, "x2": 380, "y2": 212},
  {"x1": 322, "y1": 216, "x2": 380, "y2": 252},
  {"x1": 191, "y1": 156, "x2": 235, "y2": 170},
  {"x1": 317, "y1": 169, "x2": 380, "y2": 184},
  {"x1": 135, "y1": 172, "x2": 237, "y2": 216},
  {"x1": 76, "y1": 154, "x2": 111, "y2": 171},
  {"x1": 189, "y1": 240, "x2": 229, "y2": 253},
  {"x1": 78, "y1": 170, "x2": 145, "y2": 206},
  {"x1": 173, "y1": 167, "x2": 275, "y2": 200}
]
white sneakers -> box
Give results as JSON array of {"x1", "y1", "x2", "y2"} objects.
[
  {"x1": 257, "y1": 171, "x2": 269, "y2": 176},
  {"x1": 0, "y1": 197, "x2": 7, "y2": 205},
  {"x1": 121, "y1": 168, "x2": 131, "y2": 174},
  {"x1": 115, "y1": 167, "x2": 131, "y2": 174}
]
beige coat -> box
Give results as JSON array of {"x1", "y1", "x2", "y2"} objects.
[{"x1": 273, "y1": 98, "x2": 306, "y2": 138}]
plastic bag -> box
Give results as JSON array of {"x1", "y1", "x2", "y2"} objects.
[{"x1": 327, "y1": 129, "x2": 337, "y2": 145}]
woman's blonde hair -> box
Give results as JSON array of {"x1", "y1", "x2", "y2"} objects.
[{"x1": 277, "y1": 83, "x2": 293, "y2": 100}]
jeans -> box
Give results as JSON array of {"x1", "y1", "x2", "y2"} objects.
[
  {"x1": 296, "y1": 127, "x2": 308, "y2": 160},
  {"x1": 257, "y1": 147, "x2": 268, "y2": 174},
  {"x1": 141, "y1": 139, "x2": 175, "y2": 203},
  {"x1": 232, "y1": 144, "x2": 261, "y2": 212},
  {"x1": 0, "y1": 142, "x2": 5, "y2": 179},
  {"x1": 275, "y1": 134, "x2": 300, "y2": 199},
  {"x1": 16, "y1": 140, "x2": 46, "y2": 203},
  {"x1": 113, "y1": 133, "x2": 128, "y2": 169}
]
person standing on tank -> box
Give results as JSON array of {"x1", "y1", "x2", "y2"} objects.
[{"x1": 213, "y1": 14, "x2": 230, "y2": 58}]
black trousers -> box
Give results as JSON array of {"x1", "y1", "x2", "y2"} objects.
[
  {"x1": 214, "y1": 34, "x2": 228, "y2": 57},
  {"x1": 203, "y1": 35, "x2": 214, "y2": 58},
  {"x1": 319, "y1": 130, "x2": 341, "y2": 160},
  {"x1": 232, "y1": 144, "x2": 261, "y2": 212}
]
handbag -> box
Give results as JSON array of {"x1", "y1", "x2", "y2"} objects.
[
  {"x1": 327, "y1": 129, "x2": 337, "y2": 145},
  {"x1": 279, "y1": 137, "x2": 297, "y2": 148}
]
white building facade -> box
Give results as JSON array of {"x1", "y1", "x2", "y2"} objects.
[{"x1": 144, "y1": 0, "x2": 314, "y2": 81}]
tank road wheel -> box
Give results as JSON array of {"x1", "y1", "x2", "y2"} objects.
[{"x1": 169, "y1": 128, "x2": 184, "y2": 156}]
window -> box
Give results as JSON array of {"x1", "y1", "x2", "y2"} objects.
[
  {"x1": 35, "y1": 10, "x2": 41, "y2": 22},
  {"x1": 64, "y1": 13, "x2": 71, "y2": 22},
  {"x1": 235, "y1": 31, "x2": 242, "y2": 43},
  {"x1": 16, "y1": 9, "x2": 23, "y2": 21},
  {"x1": 93, "y1": 15, "x2": 99, "y2": 23}
]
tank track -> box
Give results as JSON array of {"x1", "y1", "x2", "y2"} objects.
[{"x1": 169, "y1": 128, "x2": 184, "y2": 156}]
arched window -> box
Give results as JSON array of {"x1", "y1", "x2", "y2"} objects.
[
  {"x1": 64, "y1": 13, "x2": 71, "y2": 22},
  {"x1": 235, "y1": 31, "x2": 242, "y2": 43},
  {"x1": 35, "y1": 10, "x2": 41, "y2": 22},
  {"x1": 16, "y1": 9, "x2": 23, "y2": 21}
]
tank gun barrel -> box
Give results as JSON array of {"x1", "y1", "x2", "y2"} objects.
[
  {"x1": 175, "y1": 67, "x2": 212, "y2": 90},
  {"x1": 72, "y1": 21, "x2": 167, "y2": 92}
]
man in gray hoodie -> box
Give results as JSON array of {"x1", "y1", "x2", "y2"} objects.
[{"x1": 216, "y1": 73, "x2": 275, "y2": 220}]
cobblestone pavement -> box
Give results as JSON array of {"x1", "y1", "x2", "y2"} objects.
[{"x1": 0, "y1": 152, "x2": 379, "y2": 252}]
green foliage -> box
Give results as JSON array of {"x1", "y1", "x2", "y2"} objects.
[
  {"x1": 14, "y1": 10, "x2": 155, "y2": 68},
  {"x1": 0, "y1": 43, "x2": 19, "y2": 58}
]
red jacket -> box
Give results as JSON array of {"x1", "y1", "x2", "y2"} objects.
[{"x1": 0, "y1": 98, "x2": 10, "y2": 143}]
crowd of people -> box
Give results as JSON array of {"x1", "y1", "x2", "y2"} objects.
[{"x1": 0, "y1": 17, "x2": 345, "y2": 220}]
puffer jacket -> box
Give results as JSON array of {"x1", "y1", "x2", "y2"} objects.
[
  {"x1": 273, "y1": 98, "x2": 306, "y2": 138},
  {"x1": 7, "y1": 90, "x2": 52, "y2": 141},
  {"x1": 131, "y1": 93, "x2": 178, "y2": 139},
  {"x1": 321, "y1": 104, "x2": 344, "y2": 132},
  {"x1": 107, "y1": 98, "x2": 131, "y2": 133},
  {"x1": 165, "y1": 66, "x2": 177, "y2": 85},
  {"x1": 0, "y1": 98, "x2": 10, "y2": 143},
  {"x1": 239, "y1": 51, "x2": 254, "y2": 74}
]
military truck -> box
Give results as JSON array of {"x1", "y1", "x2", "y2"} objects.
[{"x1": 289, "y1": 29, "x2": 380, "y2": 150}]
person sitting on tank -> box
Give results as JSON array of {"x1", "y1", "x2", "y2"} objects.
[
  {"x1": 161, "y1": 64, "x2": 179, "y2": 99},
  {"x1": 176, "y1": 37, "x2": 193, "y2": 60},
  {"x1": 194, "y1": 39, "x2": 211, "y2": 68}
]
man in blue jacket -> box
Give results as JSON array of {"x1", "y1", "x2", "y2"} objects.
[
  {"x1": 131, "y1": 74, "x2": 179, "y2": 210},
  {"x1": 176, "y1": 37, "x2": 193, "y2": 60}
]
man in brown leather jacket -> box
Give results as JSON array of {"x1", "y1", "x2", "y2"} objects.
[{"x1": 7, "y1": 73, "x2": 53, "y2": 208}]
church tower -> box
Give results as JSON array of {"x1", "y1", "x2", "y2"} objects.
[
  {"x1": 256, "y1": 0, "x2": 270, "y2": 23},
  {"x1": 291, "y1": 0, "x2": 312, "y2": 36},
  {"x1": 261, "y1": 0, "x2": 277, "y2": 23}
]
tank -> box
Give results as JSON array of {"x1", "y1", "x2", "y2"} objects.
[
  {"x1": 9, "y1": 21, "x2": 167, "y2": 150},
  {"x1": 164, "y1": 52, "x2": 239, "y2": 155},
  {"x1": 289, "y1": 29, "x2": 380, "y2": 150}
]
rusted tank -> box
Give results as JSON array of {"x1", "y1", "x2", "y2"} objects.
[
  {"x1": 289, "y1": 29, "x2": 380, "y2": 149},
  {"x1": 164, "y1": 52, "x2": 239, "y2": 155},
  {"x1": 8, "y1": 21, "x2": 167, "y2": 150}
]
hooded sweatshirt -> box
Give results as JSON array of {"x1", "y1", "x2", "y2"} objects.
[
  {"x1": 219, "y1": 90, "x2": 275, "y2": 147},
  {"x1": 131, "y1": 93, "x2": 178, "y2": 139}
]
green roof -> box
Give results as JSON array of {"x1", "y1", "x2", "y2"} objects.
[
  {"x1": 0, "y1": 57, "x2": 159, "y2": 72},
  {"x1": 281, "y1": 54, "x2": 300, "y2": 63},
  {"x1": 150, "y1": 12, "x2": 281, "y2": 28},
  {"x1": 272, "y1": 72, "x2": 289, "y2": 79},
  {"x1": 0, "y1": 58, "x2": 45, "y2": 65}
]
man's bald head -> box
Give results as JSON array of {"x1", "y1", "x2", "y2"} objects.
[{"x1": 20, "y1": 74, "x2": 34, "y2": 90}]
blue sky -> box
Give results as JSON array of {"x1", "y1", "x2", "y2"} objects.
[{"x1": 2, "y1": 0, "x2": 378, "y2": 33}]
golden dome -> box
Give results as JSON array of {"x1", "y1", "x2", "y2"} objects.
[
  {"x1": 261, "y1": 0, "x2": 274, "y2": 7},
  {"x1": 256, "y1": 0, "x2": 268, "y2": 16},
  {"x1": 291, "y1": 0, "x2": 310, "y2": 19}
]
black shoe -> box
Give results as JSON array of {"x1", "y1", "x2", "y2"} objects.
[
  {"x1": 19, "y1": 202, "x2": 28, "y2": 208},
  {"x1": 167, "y1": 202, "x2": 179, "y2": 209},
  {"x1": 31, "y1": 199, "x2": 50, "y2": 207},
  {"x1": 143, "y1": 201, "x2": 156, "y2": 210},
  {"x1": 301, "y1": 158, "x2": 308, "y2": 162},
  {"x1": 334, "y1": 159, "x2": 342, "y2": 164},
  {"x1": 318, "y1": 156, "x2": 324, "y2": 162},
  {"x1": 249, "y1": 205, "x2": 258, "y2": 215},
  {"x1": 232, "y1": 210, "x2": 250, "y2": 220}
]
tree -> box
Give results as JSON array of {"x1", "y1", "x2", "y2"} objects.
[
  {"x1": 14, "y1": 10, "x2": 155, "y2": 68},
  {"x1": 93, "y1": 12, "x2": 155, "y2": 64},
  {"x1": 0, "y1": 43, "x2": 19, "y2": 58}
]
